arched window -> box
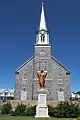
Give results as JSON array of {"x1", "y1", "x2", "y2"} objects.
[
  {"x1": 39, "y1": 61, "x2": 41, "y2": 71},
  {"x1": 22, "y1": 74, "x2": 27, "y2": 84},
  {"x1": 23, "y1": 74, "x2": 27, "y2": 79},
  {"x1": 58, "y1": 88, "x2": 64, "y2": 101},
  {"x1": 21, "y1": 88, "x2": 27, "y2": 100},
  {"x1": 44, "y1": 61, "x2": 46, "y2": 71},
  {"x1": 58, "y1": 78, "x2": 63, "y2": 84},
  {"x1": 41, "y1": 34, "x2": 45, "y2": 42}
]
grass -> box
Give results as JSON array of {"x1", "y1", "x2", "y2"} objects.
[{"x1": 0, "y1": 116, "x2": 76, "y2": 120}]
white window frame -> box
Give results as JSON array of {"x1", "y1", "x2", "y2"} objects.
[
  {"x1": 22, "y1": 74, "x2": 28, "y2": 84},
  {"x1": 58, "y1": 88, "x2": 64, "y2": 101},
  {"x1": 58, "y1": 78, "x2": 63, "y2": 85},
  {"x1": 21, "y1": 90, "x2": 27, "y2": 100}
]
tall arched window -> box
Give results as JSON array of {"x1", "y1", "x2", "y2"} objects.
[
  {"x1": 44, "y1": 61, "x2": 46, "y2": 71},
  {"x1": 39, "y1": 61, "x2": 41, "y2": 71},
  {"x1": 41, "y1": 34, "x2": 45, "y2": 42},
  {"x1": 58, "y1": 88, "x2": 64, "y2": 101}
]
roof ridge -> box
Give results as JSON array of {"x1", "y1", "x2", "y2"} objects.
[
  {"x1": 16, "y1": 56, "x2": 34, "y2": 72},
  {"x1": 51, "y1": 56, "x2": 71, "y2": 73}
]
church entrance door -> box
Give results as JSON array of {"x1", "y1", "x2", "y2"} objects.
[
  {"x1": 58, "y1": 88, "x2": 64, "y2": 101},
  {"x1": 21, "y1": 90, "x2": 27, "y2": 100}
]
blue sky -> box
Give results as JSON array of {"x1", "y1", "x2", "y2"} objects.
[{"x1": 0, "y1": 0, "x2": 80, "y2": 92}]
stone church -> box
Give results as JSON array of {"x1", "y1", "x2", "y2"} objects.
[{"x1": 14, "y1": 3, "x2": 71, "y2": 101}]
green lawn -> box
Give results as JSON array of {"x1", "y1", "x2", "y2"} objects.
[{"x1": 0, "y1": 116, "x2": 76, "y2": 120}]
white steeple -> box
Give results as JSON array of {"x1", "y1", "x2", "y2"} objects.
[
  {"x1": 36, "y1": 2, "x2": 49, "y2": 45},
  {"x1": 39, "y1": 2, "x2": 47, "y2": 31}
]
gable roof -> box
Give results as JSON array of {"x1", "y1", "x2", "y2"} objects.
[
  {"x1": 16, "y1": 56, "x2": 34, "y2": 72},
  {"x1": 0, "y1": 89, "x2": 14, "y2": 94},
  {"x1": 71, "y1": 91, "x2": 76, "y2": 94},
  {"x1": 16, "y1": 56, "x2": 70, "y2": 74},
  {"x1": 76, "y1": 91, "x2": 80, "y2": 95},
  {"x1": 51, "y1": 56, "x2": 71, "y2": 74}
]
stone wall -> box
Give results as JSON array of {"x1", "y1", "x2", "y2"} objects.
[
  {"x1": 51, "y1": 58, "x2": 71, "y2": 101},
  {"x1": 14, "y1": 58, "x2": 34, "y2": 100},
  {"x1": 14, "y1": 44, "x2": 71, "y2": 101}
]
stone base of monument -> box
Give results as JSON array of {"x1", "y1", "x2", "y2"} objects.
[{"x1": 35, "y1": 89, "x2": 50, "y2": 118}]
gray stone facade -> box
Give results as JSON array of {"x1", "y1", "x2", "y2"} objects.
[{"x1": 14, "y1": 44, "x2": 71, "y2": 101}]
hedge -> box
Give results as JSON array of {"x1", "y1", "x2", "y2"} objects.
[{"x1": 0, "y1": 101, "x2": 80, "y2": 118}]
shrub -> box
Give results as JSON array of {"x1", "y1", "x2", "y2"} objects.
[
  {"x1": 1, "y1": 101, "x2": 79, "y2": 118},
  {"x1": 0, "y1": 105, "x2": 2, "y2": 115},
  {"x1": 1, "y1": 102, "x2": 12, "y2": 115},
  {"x1": 48, "y1": 105, "x2": 54, "y2": 116},
  {"x1": 26, "y1": 105, "x2": 36, "y2": 116},
  {"x1": 11, "y1": 103, "x2": 26, "y2": 116},
  {"x1": 51, "y1": 101, "x2": 80, "y2": 118}
]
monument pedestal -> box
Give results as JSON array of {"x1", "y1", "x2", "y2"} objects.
[{"x1": 35, "y1": 89, "x2": 50, "y2": 118}]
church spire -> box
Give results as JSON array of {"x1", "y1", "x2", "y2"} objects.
[
  {"x1": 36, "y1": 2, "x2": 49, "y2": 45},
  {"x1": 39, "y1": 2, "x2": 47, "y2": 31}
]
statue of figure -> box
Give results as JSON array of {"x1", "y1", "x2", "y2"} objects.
[{"x1": 37, "y1": 70, "x2": 47, "y2": 89}]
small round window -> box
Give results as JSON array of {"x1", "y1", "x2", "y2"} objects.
[
  {"x1": 40, "y1": 50, "x2": 45, "y2": 56},
  {"x1": 59, "y1": 88, "x2": 64, "y2": 92}
]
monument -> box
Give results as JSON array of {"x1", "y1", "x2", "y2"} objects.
[{"x1": 35, "y1": 70, "x2": 50, "y2": 118}]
